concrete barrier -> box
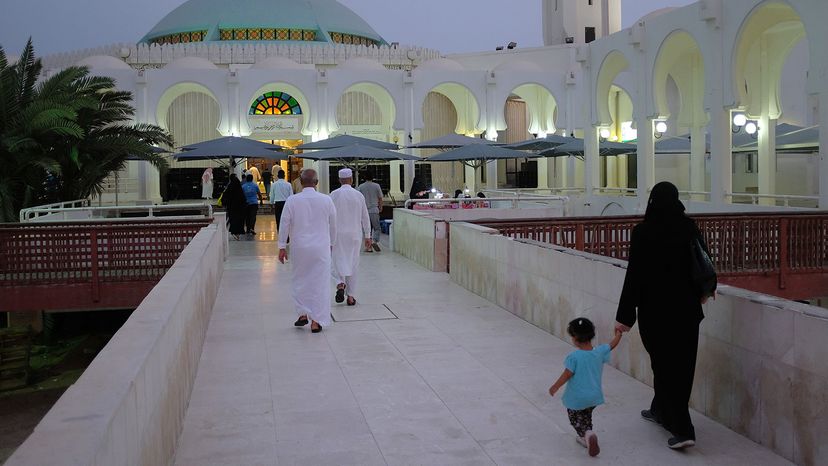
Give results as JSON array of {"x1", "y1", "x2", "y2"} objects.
[
  {"x1": 7, "y1": 215, "x2": 228, "y2": 466},
  {"x1": 448, "y1": 221, "x2": 828, "y2": 466}
]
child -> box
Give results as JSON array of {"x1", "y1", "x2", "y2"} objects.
[{"x1": 549, "y1": 318, "x2": 622, "y2": 457}]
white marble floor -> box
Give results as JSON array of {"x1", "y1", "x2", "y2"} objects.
[{"x1": 173, "y1": 218, "x2": 792, "y2": 466}]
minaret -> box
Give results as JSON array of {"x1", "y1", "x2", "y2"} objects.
[{"x1": 542, "y1": 0, "x2": 622, "y2": 46}]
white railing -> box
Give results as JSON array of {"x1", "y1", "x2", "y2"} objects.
[
  {"x1": 727, "y1": 192, "x2": 819, "y2": 208},
  {"x1": 20, "y1": 203, "x2": 213, "y2": 222},
  {"x1": 18, "y1": 199, "x2": 90, "y2": 222},
  {"x1": 405, "y1": 196, "x2": 569, "y2": 210},
  {"x1": 483, "y1": 188, "x2": 585, "y2": 197},
  {"x1": 594, "y1": 187, "x2": 637, "y2": 196}
]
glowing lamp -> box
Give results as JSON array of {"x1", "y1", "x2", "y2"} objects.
[
  {"x1": 733, "y1": 113, "x2": 747, "y2": 127},
  {"x1": 599, "y1": 128, "x2": 611, "y2": 139},
  {"x1": 655, "y1": 121, "x2": 668, "y2": 134},
  {"x1": 745, "y1": 122, "x2": 758, "y2": 135}
]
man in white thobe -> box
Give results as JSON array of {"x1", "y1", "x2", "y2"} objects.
[
  {"x1": 330, "y1": 168, "x2": 372, "y2": 306},
  {"x1": 277, "y1": 168, "x2": 337, "y2": 333}
]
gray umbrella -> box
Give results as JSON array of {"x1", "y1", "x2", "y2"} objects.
[
  {"x1": 296, "y1": 134, "x2": 399, "y2": 150},
  {"x1": 175, "y1": 136, "x2": 285, "y2": 161},
  {"x1": 733, "y1": 124, "x2": 819, "y2": 153},
  {"x1": 654, "y1": 135, "x2": 710, "y2": 155},
  {"x1": 427, "y1": 144, "x2": 541, "y2": 169},
  {"x1": 542, "y1": 139, "x2": 636, "y2": 157},
  {"x1": 300, "y1": 143, "x2": 419, "y2": 184},
  {"x1": 406, "y1": 134, "x2": 503, "y2": 150},
  {"x1": 505, "y1": 134, "x2": 574, "y2": 151}
]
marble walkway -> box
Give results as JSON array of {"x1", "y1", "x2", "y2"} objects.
[{"x1": 173, "y1": 218, "x2": 792, "y2": 466}]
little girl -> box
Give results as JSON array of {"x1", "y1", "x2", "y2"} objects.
[{"x1": 549, "y1": 318, "x2": 622, "y2": 457}]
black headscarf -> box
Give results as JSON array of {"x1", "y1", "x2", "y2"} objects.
[{"x1": 644, "y1": 181, "x2": 685, "y2": 222}]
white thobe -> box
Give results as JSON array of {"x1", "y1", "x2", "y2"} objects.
[
  {"x1": 278, "y1": 187, "x2": 337, "y2": 326},
  {"x1": 330, "y1": 184, "x2": 371, "y2": 297}
]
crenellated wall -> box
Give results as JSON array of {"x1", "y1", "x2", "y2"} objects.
[
  {"x1": 6, "y1": 216, "x2": 229, "y2": 466},
  {"x1": 447, "y1": 221, "x2": 828, "y2": 466}
]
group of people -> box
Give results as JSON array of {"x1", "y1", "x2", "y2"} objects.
[
  {"x1": 219, "y1": 172, "x2": 264, "y2": 240},
  {"x1": 276, "y1": 168, "x2": 383, "y2": 333},
  {"x1": 549, "y1": 181, "x2": 711, "y2": 456}
]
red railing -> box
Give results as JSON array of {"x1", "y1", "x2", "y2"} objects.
[
  {"x1": 479, "y1": 213, "x2": 828, "y2": 299},
  {"x1": 0, "y1": 219, "x2": 212, "y2": 311}
]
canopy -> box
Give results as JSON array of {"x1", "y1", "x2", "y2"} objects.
[
  {"x1": 505, "y1": 134, "x2": 574, "y2": 151},
  {"x1": 542, "y1": 139, "x2": 636, "y2": 157},
  {"x1": 299, "y1": 143, "x2": 419, "y2": 162},
  {"x1": 428, "y1": 144, "x2": 541, "y2": 167},
  {"x1": 654, "y1": 135, "x2": 709, "y2": 155},
  {"x1": 733, "y1": 124, "x2": 819, "y2": 153},
  {"x1": 296, "y1": 134, "x2": 398, "y2": 150},
  {"x1": 174, "y1": 136, "x2": 285, "y2": 161},
  {"x1": 407, "y1": 134, "x2": 503, "y2": 150}
]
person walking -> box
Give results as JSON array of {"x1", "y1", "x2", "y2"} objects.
[
  {"x1": 277, "y1": 169, "x2": 337, "y2": 333},
  {"x1": 615, "y1": 181, "x2": 713, "y2": 450},
  {"x1": 269, "y1": 169, "x2": 292, "y2": 233},
  {"x1": 549, "y1": 318, "x2": 623, "y2": 457},
  {"x1": 241, "y1": 174, "x2": 261, "y2": 236},
  {"x1": 262, "y1": 168, "x2": 272, "y2": 198},
  {"x1": 357, "y1": 170, "x2": 383, "y2": 252},
  {"x1": 201, "y1": 167, "x2": 214, "y2": 199},
  {"x1": 222, "y1": 174, "x2": 246, "y2": 240},
  {"x1": 330, "y1": 168, "x2": 372, "y2": 306}
]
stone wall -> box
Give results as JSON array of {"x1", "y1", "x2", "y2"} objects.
[
  {"x1": 7, "y1": 216, "x2": 228, "y2": 466},
  {"x1": 448, "y1": 221, "x2": 828, "y2": 466},
  {"x1": 392, "y1": 209, "x2": 439, "y2": 271}
]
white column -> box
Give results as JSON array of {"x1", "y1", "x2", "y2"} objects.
[
  {"x1": 709, "y1": 109, "x2": 733, "y2": 205},
  {"x1": 605, "y1": 156, "x2": 618, "y2": 188},
  {"x1": 486, "y1": 160, "x2": 498, "y2": 189},
  {"x1": 464, "y1": 165, "x2": 477, "y2": 194},
  {"x1": 690, "y1": 125, "x2": 706, "y2": 201},
  {"x1": 390, "y1": 160, "x2": 403, "y2": 199},
  {"x1": 757, "y1": 116, "x2": 777, "y2": 206},
  {"x1": 537, "y1": 158, "x2": 550, "y2": 190},
  {"x1": 584, "y1": 126, "x2": 600, "y2": 198},
  {"x1": 636, "y1": 118, "x2": 655, "y2": 204}
]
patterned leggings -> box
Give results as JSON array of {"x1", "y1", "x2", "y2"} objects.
[{"x1": 567, "y1": 407, "x2": 595, "y2": 437}]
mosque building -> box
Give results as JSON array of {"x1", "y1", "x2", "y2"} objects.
[{"x1": 37, "y1": 0, "x2": 827, "y2": 214}]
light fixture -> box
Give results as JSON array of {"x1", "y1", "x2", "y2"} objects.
[
  {"x1": 599, "y1": 128, "x2": 611, "y2": 140},
  {"x1": 430, "y1": 188, "x2": 437, "y2": 193},
  {"x1": 495, "y1": 46, "x2": 504, "y2": 51},
  {"x1": 654, "y1": 121, "x2": 667, "y2": 139},
  {"x1": 507, "y1": 41, "x2": 517, "y2": 50},
  {"x1": 732, "y1": 113, "x2": 747, "y2": 133},
  {"x1": 745, "y1": 121, "x2": 758, "y2": 136}
]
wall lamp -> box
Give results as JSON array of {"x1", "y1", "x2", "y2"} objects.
[
  {"x1": 507, "y1": 41, "x2": 517, "y2": 49},
  {"x1": 599, "y1": 127, "x2": 611, "y2": 141},
  {"x1": 732, "y1": 113, "x2": 759, "y2": 138},
  {"x1": 654, "y1": 120, "x2": 667, "y2": 139}
]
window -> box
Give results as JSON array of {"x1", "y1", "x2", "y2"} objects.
[
  {"x1": 585, "y1": 27, "x2": 596, "y2": 43},
  {"x1": 249, "y1": 92, "x2": 302, "y2": 115}
]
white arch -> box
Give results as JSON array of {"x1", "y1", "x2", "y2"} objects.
[
  {"x1": 595, "y1": 50, "x2": 631, "y2": 126},
  {"x1": 423, "y1": 82, "x2": 482, "y2": 136},
  {"x1": 506, "y1": 83, "x2": 558, "y2": 137},
  {"x1": 155, "y1": 82, "x2": 222, "y2": 133},
  {"x1": 332, "y1": 82, "x2": 398, "y2": 137},
  {"x1": 244, "y1": 82, "x2": 312, "y2": 136},
  {"x1": 653, "y1": 30, "x2": 706, "y2": 128}
]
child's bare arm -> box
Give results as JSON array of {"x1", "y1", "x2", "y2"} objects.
[
  {"x1": 609, "y1": 328, "x2": 623, "y2": 350},
  {"x1": 548, "y1": 369, "x2": 573, "y2": 396}
]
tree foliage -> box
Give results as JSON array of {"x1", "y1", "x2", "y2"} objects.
[{"x1": 0, "y1": 39, "x2": 173, "y2": 222}]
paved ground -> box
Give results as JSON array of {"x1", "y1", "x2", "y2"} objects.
[{"x1": 173, "y1": 217, "x2": 792, "y2": 466}]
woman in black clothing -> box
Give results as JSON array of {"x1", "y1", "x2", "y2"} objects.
[
  {"x1": 222, "y1": 174, "x2": 247, "y2": 239},
  {"x1": 615, "y1": 181, "x2": 713, "y2": 450}
]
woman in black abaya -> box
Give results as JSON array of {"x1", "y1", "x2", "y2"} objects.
[
  {"x1": 222, "y1": 174, "x2": 247, "y2": 239},
  {"x1": 615, "y1": 181, "x2": 712, "y2": 450}
]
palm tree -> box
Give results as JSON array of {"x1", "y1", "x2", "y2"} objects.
[{"x1": 0, "y1": 39, "x2": 173, "y2": 222}]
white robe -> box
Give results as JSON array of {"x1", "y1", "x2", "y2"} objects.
[
  {"x1": 330, "y1": 185, "x2": 371, "y2": 296},
  {"x1": 278, "y1": 188, "x2": 337, "y2": 326}
]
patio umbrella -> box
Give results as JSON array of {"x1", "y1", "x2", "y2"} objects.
[
  {"x1": 427, "y1": 144, "x2": 541, "y2": 168},
  {"x1": 299, "y1": 143, "x2": 419, "y2": 184},
  {"x1": 654, "y1": 135, "x2": 710, "y2": 155},
  {"x1": 406, "y1": 134, "x2": 503, "y2": 150},
  {"x1": 542, "y1": 139, "x2": 636, "y2": 157},
  {"x1": 174, "y1": 136, "x2": 285, "y2": 164},
  {"x1": 733, "y1": 124, "x2": 819, "y2": 153},
  {"x1": 505, "y1": 134, "x2": 575, "y2": 152},
  {"x1": 296, "y1": 134, "x2": 399, "y2": 150}
]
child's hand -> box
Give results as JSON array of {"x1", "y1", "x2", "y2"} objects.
[
  {"x1": 548, "y1": 386, "x2": 558, "y2": 397},
  {"x1": 614, "y1": 328, "x2": 623, "y2": 338}
]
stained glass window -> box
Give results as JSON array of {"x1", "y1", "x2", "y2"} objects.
[{"x1": 249, "y1": 92, "x2": 302, "y2": 115}]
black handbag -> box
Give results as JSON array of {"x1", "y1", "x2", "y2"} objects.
[{"x1": 690, "y1": 237, "x2": 717, "y2": 299}]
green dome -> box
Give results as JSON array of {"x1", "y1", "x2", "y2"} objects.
[{"x1": 141, "y1": 0, "x2": 386, "y2": 46}]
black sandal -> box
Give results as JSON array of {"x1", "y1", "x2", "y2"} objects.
[
  {"x1": 335, "y1": 285, "x2": 346, "y2": 303},
  {"x1": 346, "y1": 296, "x2": 356, "y2": 306},
  {"x1": 294, "y1": 316, "x2": 309, "y2": 327}
]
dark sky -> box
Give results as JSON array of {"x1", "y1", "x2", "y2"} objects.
[{"x1": 0, "y1": 0, "x2": 696, "y2": 58}]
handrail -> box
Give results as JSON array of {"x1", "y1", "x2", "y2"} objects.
[
  {"x1": 727, "y1": 192, "x2": 819, "y2": 207},
  {"x1": 19, "y1": 203, "x2": 213, "y2": 222},
  {"x1": 404, "y1": 196, "x2": 570, "y2": 209},
  {"x1": 19, "y1": 199, "x2": 90, "y2": 222}
]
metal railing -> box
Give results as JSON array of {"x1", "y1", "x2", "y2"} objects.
[
  {"x1": 727, "y1": 192, "x2": 819, "y2": 208},
  {"x1": 479, "y1": 212, "x2": 828, "y2": 276},
  {"x1": 19, "y1": 203, "x2": 213, "y2": 223},
  {"x1": 19, "y1": 199, "x2": 90, "y2": 222},
  {"x1": 0, "y1": 219, "x2": 212, "y2": 286}
]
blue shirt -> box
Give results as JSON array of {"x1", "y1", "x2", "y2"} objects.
[
  {"x1": 561, "y1": 344, "x2": 611, "y2": 410},
  {"x1": 242, "y1": 182, "x2": 260, "y2": 205}
]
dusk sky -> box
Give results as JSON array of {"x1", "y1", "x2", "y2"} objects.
[{"x1": 0, "y1": 0, "x2": 696, "y2": 57}]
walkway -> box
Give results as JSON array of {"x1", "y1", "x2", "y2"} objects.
[{"x1": 174, "y1": 218, "x2": 792, "y2": 466}]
